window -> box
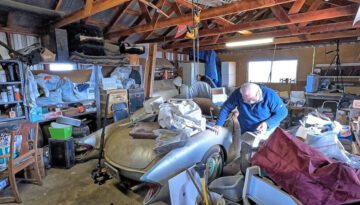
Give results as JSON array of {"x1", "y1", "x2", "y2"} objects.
[
  {"x1": 49, "y1": 63, "x2": 76, "y2": 71},
  {"x1": 248, "y1": 60, "x2": 298, "y2": 83}
]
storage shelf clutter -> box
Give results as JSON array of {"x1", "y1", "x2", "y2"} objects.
[{"x1": 0, "y1": 60, "x2": 27, "y2": 123}]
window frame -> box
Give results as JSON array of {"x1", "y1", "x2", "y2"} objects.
[{"x1": 247, "y1": 59, "x2": 298, "y2": 83}]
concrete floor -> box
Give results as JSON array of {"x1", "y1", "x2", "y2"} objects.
[
  {"x1": 6, "y1": 160, "x2": 149, "y2": 205},
  {"x1": 3, "y1": 158, "x2": 241, "y2": 205}
]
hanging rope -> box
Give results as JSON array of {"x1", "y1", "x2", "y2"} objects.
[{"x1": 268, "y1": 43, "x2": 277, "y2": 83}]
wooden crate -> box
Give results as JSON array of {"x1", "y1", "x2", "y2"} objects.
[{"x1": 101, "y1": 89, "x2": 128, "y2": 118}]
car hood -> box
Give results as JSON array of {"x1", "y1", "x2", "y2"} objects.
[{"x1": 104, "y1": 123, "x2": 161, "y2": 171}]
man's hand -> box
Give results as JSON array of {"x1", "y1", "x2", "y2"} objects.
[
  {"x1": 256, "y1": 122, "x2": 268, "y2": 134},
  {"x1": 212, "y1": 125, "x2": 222, "y2": 135}
]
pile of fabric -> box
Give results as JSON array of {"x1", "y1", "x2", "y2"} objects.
[
  {"x1": 251, "y1": 113, "x2": 360, "y2": 205},
  {"x1": 25, "y1": 71, "x2": 93, "y2": 107},
  {"x1": 66, "y1": 23, "x2": 129, "y2": 65}
]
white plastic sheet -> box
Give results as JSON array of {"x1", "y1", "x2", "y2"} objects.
[{"x1": 158, "y1": 100, "x2": 206, "y2": 132}]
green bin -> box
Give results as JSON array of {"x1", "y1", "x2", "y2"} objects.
[{"x1": 49, "y1": 126, "x2": 72, "y2": 140}]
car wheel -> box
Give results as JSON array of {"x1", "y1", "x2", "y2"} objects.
[{"x1": 201, "y1": 146, "x2": 224, "y2": 182}]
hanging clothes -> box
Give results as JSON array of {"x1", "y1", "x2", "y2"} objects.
[{"x1": 190, "y1": 50, "x2": 221, "y2": 87}]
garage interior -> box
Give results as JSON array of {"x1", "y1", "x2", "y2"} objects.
[{"x1": 0, "y1": 0, "x2": 360, "y2": 204}]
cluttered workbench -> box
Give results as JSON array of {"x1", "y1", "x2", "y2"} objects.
[{"x1": 305, "y1": 91, "x2": 343, "y2": 105}]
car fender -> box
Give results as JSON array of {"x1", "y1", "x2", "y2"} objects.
[{"x1": 140, "y1": 127, "x2": 232, "y2": 184}]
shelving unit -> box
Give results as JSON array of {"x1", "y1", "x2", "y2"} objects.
[
  {"x1": 30, "y1": 64, "x2": 101, "y2": 129},
  {"x1": 0, "y1": 60, "x2": 27, "y2": 124}
]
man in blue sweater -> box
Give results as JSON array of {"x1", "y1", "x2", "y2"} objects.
[{"x1": 213, "y1": 83, "x2": 288, "y2": 140}]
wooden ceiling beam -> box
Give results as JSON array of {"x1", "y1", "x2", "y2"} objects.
[
  {"x1": 126, "y1": 9, "x2": 142, "y2": 16},
  {"x1": 199, "y1": 5, "x2": 357, "y2": 37},
  {"x1": 298, "y1": 0, "x2": 323, "y2": 27},
  {"x1": 138, "y1": 0, "x2": 152, "y2": 23},
  {"x1": 104, "y1": 2, "x2": 132, "y2": 34},
  {"x1": 166, "y1": 21, "x2": 359, "y2": 49},
  {"x1": 55, "y1": 0, "x2": 63, "y2": 11},
  {"x1": 139, "y1": 5, "x2": 357, "y2": 44},
  {"x1": 106, "y1": 0, "x2": 296, "y2": 39},
  {"x1": 54, "y1": 0, "x2": 130, "y2": 28},
  {"x1": 142, "y1": 0, "x2": 167, "y2": 40},
  {"x1": 271, "y1": 5, "x2": 299, "y2": 33},
  {"x1": 288, "y1": 0, "x2": 306, "y2": 14},
  {"x1": 197, "y1": 29, "x2": 359, "y2": 51},
  {"x1": 174, "y1": 0, "x2": 202, "y2": 10}
]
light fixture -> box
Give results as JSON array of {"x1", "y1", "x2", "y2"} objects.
[{"x1": 225, "y1": 37, "x2": 274, "y2": 48}]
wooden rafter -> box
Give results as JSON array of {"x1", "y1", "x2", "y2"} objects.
[
  {"x1": 55, "y1": 0, "x2": 63, "y2": 11},
  {"x1": 54, "y1": 0, "x2": 130, "y2": 28},
  {"x1": 199, "y1": 5, "x2": 357, "y2": 37},
  {"x1": 198, "y1": 29, "x2": 359, "y2": 51},
  {"x1": 139, "y1": 0, "x2": 170, "y2": 18},
  {"x1": 104, "y1": 2, "x2": 132, "y2": 34},
  {"x1": 288, "y1": 0, "x2": 306, "y2": 14},
  {"x1": 138, "y1": 0, "x2": 152, "y2": 23},
  {"x1": 166, "y1": 20, "x2": 359, "y2": 49},
  {"x1": 142, "y1": 0, "x2": 167, "y2": 40},
  {"x1": 271, "y1": 5, "x2": 299, "y2": 33},
  {"x1": 298, "y1": 0, "x2": 323, "y2": 28},
  {"x1": 151, "y1": 4, "x2": 357, "y2": 45},
  {"x1": 106, "y1": 0, "x2": 296, "y2": 39}
]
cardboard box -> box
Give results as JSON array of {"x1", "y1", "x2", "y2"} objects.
[
  {"x1": 353, "y1": 100, "x2": 360, "y2": 109},
  {"x1": 345, "y1": 86, "x2": 360, "y2": 95}
]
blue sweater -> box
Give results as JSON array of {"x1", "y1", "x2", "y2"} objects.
[{"x1": 216, "y1": 86, "x2": 288, "y2": 134}]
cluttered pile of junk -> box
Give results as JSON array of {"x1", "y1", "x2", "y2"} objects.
[{"x1": 85, "y1": 93, "x2": 360, "y2": 205}]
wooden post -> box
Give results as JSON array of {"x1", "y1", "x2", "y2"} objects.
[{"x1": 144, "y1": 44, "x2": 157, "y2": 98}]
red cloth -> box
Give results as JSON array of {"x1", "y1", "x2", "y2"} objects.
[{"x1": 251, "y1": 128, "x2": 360, "y2": 205}]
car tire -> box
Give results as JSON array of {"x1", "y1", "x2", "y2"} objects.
[{"x1": 201, "y1": 145, "x2": 224, "y2": 182}]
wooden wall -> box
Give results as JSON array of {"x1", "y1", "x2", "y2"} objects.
[{"x1": 218, "y1": 43, "x2": 360, "y2": 91}]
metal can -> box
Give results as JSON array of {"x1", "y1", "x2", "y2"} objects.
[
  {"x1": 6, "y1": 86, "x2": 14, "y2": 102},
  {"x1": 14, "y1": 88, "x2": 21, "y2": 101},
  {"x1": 1, "y1": 91, "x2": 8, "y2": 102}
]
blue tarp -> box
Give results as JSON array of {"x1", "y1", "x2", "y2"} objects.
[{"x1": 190, "y1": 50, "x2": 221, "y2": 87}]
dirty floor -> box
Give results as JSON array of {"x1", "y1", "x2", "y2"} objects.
[{"x1": 3, "y1": 158, "x2": 241, "y2": 205}]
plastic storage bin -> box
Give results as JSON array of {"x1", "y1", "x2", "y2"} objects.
[
  {"x1": 49, "y1": 126, "x2": 72, "y2": 140},
  {"x1": 209, "y1": 175, "x2": 244, "y2": 202}
]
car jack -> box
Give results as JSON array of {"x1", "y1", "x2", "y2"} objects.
[{"x1": 92, "y1": 94, "x2": 111, "y2": 185}]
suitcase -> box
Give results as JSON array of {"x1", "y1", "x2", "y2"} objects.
[{"x1": 128, "y1": 88, "x2": 145, "y2": 114}]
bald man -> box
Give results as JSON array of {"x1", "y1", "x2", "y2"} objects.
[{"x1": 213, "y1": 83, "x2": 288, "y2": 138}]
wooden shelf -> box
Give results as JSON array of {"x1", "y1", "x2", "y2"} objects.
[
  {"x1": 0, "y1": 116, "x2": 26, "y2": 123},
  {"x1": 319, "y1": 76, "x2": 360, "y2": 79},
  {"x1": 39, "y1": 99, "x2": 95, "y2": 107},
  {"x1": 0, "y1": 100, "x2": 23, "y2": 105},
  {"x1": 316, "y1": 63, "x2": 360, "y2": 67},
  {"x1": 0, "y1": 81, "x2": 21, "y2": 85},
  {"x1": 36, "y1": 111, "x2": 97, "y2": 123}
]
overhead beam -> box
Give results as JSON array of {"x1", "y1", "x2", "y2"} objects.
[
  {"x1": 199, "y1": 5, "x2": 357, "y2": 37},
  {"x1": 271, "y1": 5, "x2": 299, "y2": 33},
  {"x1": 198, "y1": 29, "x2": 359, "y2": 51},
  {"x1": 0, "y1": 0, "x2": 65, "y2": 18},
  {"x1": 138, "y1": 0, "x2": 152, "y2": 23},
  {"x1": 139, "y1": 5, "x2": 357, "y2": 44},
  {"x1": 298, "y1": 0, "x2": 323, "y2": 27},
  {"x1": 104, "y1": 2, "x2": 132, "y2": 34},
  {"x1": 54, "y1": 0, "x2": 130, "y2": 28},
  {"x1": 106, "y1": 0, "x2": 296, "y2": 39},
  {"x1": 166, "y1": 21, "x2": 359, "y2": 49},
  {"x1": 288, "y1": 0, "x2": 306, "y2": 14}
]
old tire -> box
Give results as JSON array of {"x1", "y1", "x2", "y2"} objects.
[{"x1": 201, "y1": 146, "x2": 224, "y2": 182}]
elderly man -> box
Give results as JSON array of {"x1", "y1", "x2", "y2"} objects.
[{"x1": 213, "y1": 83, "x2": 288, "y2": 140}]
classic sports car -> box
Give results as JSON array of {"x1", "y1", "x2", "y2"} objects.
[{"x1": 95, "y1": 98, "x2": 241, "y2": 204}]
